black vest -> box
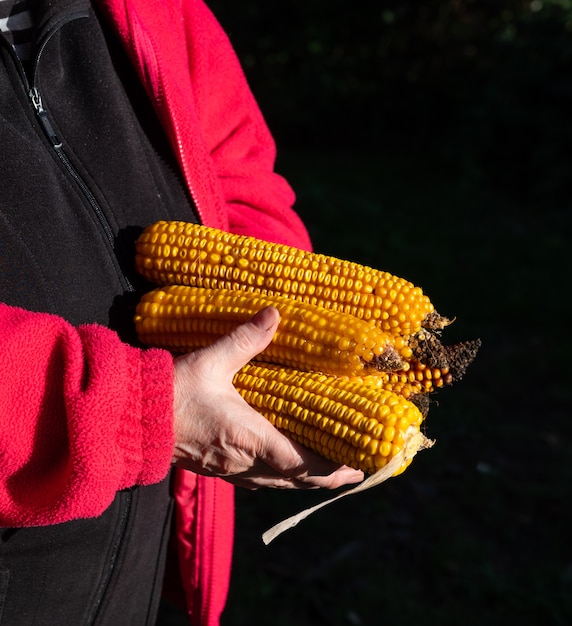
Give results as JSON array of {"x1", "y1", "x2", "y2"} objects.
[{"x1": 0, "y1": 0, "x2": 197, "y2": 342}]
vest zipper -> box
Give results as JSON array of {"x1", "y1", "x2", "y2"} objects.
[
  {"x1": 24, "y1": 12, "x2": 135, "y2": 293},
  {"x1": 28, "y1": 86, "x2": 136, "y2": 291},
  {"x1": 30, "y1": 86, "x2": 114, "y2": 248}
]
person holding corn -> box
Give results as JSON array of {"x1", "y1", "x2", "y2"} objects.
[{"x1": 0, "y1": 0, "x2": 363, "y2": 624}]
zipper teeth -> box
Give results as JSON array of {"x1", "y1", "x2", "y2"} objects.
[
  {"x1": 175, "y1": 129, "x2": 204, "y2": 224},
  {"x1": 152, "y1": 57, "x2": 204, "y2": 224},
  {"x1": 26, "y1": 12, "x2": 135, "y2": 293},
  {"x1": 31, "y1": 12, "x2": 118, "y2": 248},
  {"x1": 56, "y1": 148, "x2": 117, "y2": 245},
  {"x1": 30, "y1": 88, "x2": 135, "y2": 293}
]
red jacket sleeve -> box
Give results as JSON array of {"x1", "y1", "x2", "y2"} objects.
[{"x1": 0, "y1": 303, "x2": 175, "y2": 527}]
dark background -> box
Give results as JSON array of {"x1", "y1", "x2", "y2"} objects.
[{"x1": 203, "y1": 2, "x2": 571, "y2": 624}]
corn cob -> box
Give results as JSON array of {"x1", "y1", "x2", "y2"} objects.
[
  {"x1": 135, "y1": 220, "x2": 445, "y2": 335},
  {"x1": 233, "y1": 362, "x2": 429, "y2": 475},
  {"x1": 356, "y1": 364, "x2": 453, "y2": 399},
  {"x1": 134, "y1": 285, "x2": 409, "y2": 375}
]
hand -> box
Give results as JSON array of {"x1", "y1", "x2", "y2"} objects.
[{"x1": 172, "y1": 306, "x2": 364, "y2": 489}]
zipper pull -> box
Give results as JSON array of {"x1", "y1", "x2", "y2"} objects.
[{"x1": 29, "y1": 87, "x2": 63, "y2": 149}]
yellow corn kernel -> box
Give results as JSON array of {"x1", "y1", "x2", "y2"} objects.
[
  {"x1": 232, "y1": 362, "x2": 428, "y2": 475},
  {"x1": 134, "y1": 285, "x2": 405, "y2": 376},
  {"x1": 135, "y1": 220, "x2": 440, "y2": 335},
  {"x1": 349, "y1": 360, "x2": 455, "y2": 400}
]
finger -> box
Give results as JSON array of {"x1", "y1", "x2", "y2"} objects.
[
  {"x1": 222, "y1": 475, "x2": 322, "y2": 490},
  {"x1": 255, "y1": 427, "x2": 364, "y2": 486},
  {"x1": 222, "y1": 465, "x2": 363, "y2": 490},
  {"x1": 294, "y1": 465, "x2": 364, "y2": 489},
  {"x1": 173, "y1": 454, "x2": 320, "y2": 489},
  {"x1": 206, "y1": 306, "x2": 280, "y2": 376}
]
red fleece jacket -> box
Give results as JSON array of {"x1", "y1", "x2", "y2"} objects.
[{"x1": 0, "y1": 0, "x2": 312, "y2": 624}]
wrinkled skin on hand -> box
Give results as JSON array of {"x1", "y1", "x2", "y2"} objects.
[{"x1": 172, "y1": 306, "x2": 364, "y2": 490}]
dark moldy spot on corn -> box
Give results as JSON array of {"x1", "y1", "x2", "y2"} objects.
[
  {"x1": 445, "y1": 339, "x2": 482, "y2": 382},
  {"x1": 406, "y1": 331, "x2": 481, "y2": 383},
  {"x1": 422, "y1": 309, "x2": 453, "y2": 331},
  {"x1": 408, "y1": 329, "x2": 450, "y2": 369},
  {"x1": 368, "y1": 347, "x2": 405, "y2": 372},
  {"x1": 409, "y1": 393, "x2": 431, "y2": 419}
]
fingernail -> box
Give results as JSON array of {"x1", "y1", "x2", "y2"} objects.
[{"x1": 252, "y1": 306, "x2": 279, "y2": 331}]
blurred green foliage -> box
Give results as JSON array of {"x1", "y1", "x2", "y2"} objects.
[{"x1": 208, "y1": 0, "x2": 572, "y2": 205}]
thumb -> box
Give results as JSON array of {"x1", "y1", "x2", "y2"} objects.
[{"x1": 211, "y1": 305, "x2": 280, "y2": 375}]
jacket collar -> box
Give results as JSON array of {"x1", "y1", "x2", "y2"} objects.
[{"x1": 29, "y1": 0, "x2": 91, "y2": 48}]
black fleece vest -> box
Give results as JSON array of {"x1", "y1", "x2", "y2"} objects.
[{"x1": 0, "y1": 0, "x2": 197, "y2": 342}]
